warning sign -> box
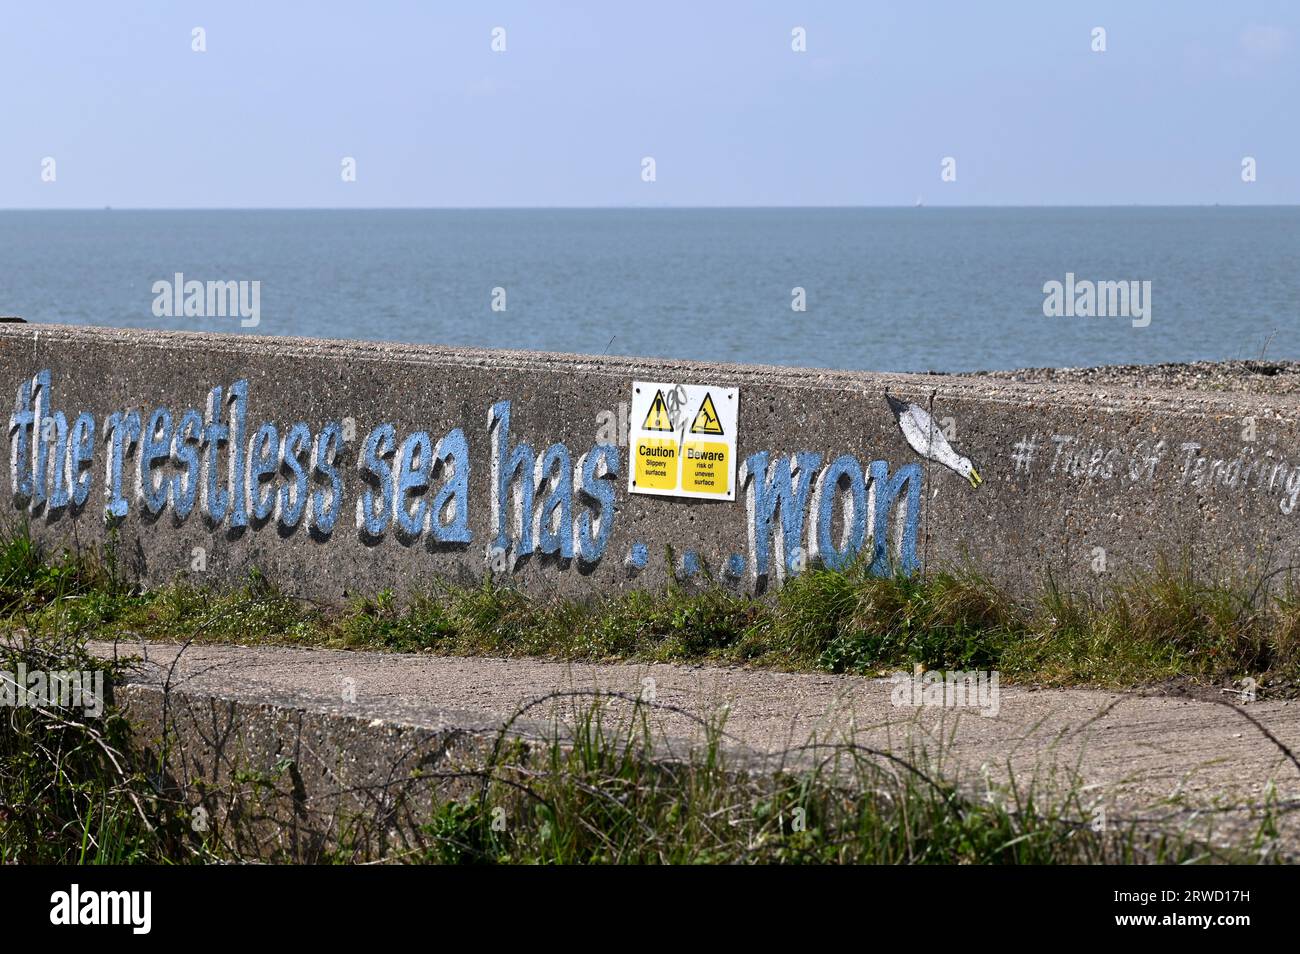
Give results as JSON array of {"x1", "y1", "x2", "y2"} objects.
[
  {"x1": 628, "y1": 381, "x2": 739, "y2": 501},
  {"x1": 642, "y1": 390, "x2": 674, "y2": 431},
  {"x1": 690, "y1": 393, "x2": 724, "y2": 435}
]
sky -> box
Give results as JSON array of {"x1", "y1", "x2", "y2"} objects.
[{"x1": 1, "y1": 1, "x2": 1296, "y2": 208}]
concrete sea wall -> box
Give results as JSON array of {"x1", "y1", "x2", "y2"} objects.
[{"x1": 4, "y1": 323, "x2": 1299, "y2": 601}]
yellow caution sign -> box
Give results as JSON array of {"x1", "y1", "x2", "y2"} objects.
[
  {"x1": 689, "y1": 392, "x2": 724, "y2": 435},
  {"x1": 642, "y1": 389, "x2": 674, "y2": 432},
  {"x1": 634, "y1": 438, "x2": 678, "y2": 490},
  {"x1": 628, "y1": 381, "x2": 739, "y2": 501},
  {"x1": 682, "y1": 441, "x2": 728, "y2": 494}
]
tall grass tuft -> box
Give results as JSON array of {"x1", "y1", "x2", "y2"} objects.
[
  {"x1": 0, "y1": 629, "x2": 200, "y2": 863},
  {"x1": 409, "y1": 691, "x2": 1275, "y2": 865}
]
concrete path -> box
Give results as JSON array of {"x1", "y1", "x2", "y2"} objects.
[{"x1": 94, "y1": 639, "x2": 1300, "y2": 844}]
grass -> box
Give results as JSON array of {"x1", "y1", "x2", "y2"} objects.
[
  {"x1": 1, "y1": 522, "x2": 1293, "y2": 864},
  {"x1": 0, "y1": 627, "x2": 1284, "y2": 864},
  {"x1": 0, "y1": 629, "x2": 203, "y2": 863},
  {"x1": 400, "y1": 692, "x2": 1280, "y2": 865},
  {"x1": 3, "y1": 525, "x2": 1297, "y2": 694}
]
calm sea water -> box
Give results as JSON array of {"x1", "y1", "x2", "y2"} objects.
[{"x1": 0, "y1": 208, "x2": 1295, "y2": 372}]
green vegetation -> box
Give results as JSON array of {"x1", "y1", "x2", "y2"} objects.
[
  {"x1": 1, "y1": 525, "x2": 1292, "y2": 864},
  {"x1": 404, "y1": 696, "x2": 1278, "y2": 865},
  {"x1": 0, "y1": 631, "x2": 1282, "y2": 864},
  {"x1": 0, "y1": 631, "x2": 201, "y2": 863},
  {"x1": 3, "y1": 527, "x2": 1297, "y2": 693}
]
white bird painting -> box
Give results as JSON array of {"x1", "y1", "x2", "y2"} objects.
[{"x1": 885, "y1": 393, "x2": 983, "y2": 488}]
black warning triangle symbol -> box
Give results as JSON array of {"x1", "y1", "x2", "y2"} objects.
[
  {"x1": 690, "y1": 392, "x2": 724, "y2": 435},
  {"x1": 642, "y1": 389, "x2": 675, "y2": 431}
]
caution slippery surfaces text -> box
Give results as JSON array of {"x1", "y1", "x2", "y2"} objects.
[{"x1": 628, "y1": 381, "x2": 739, "y2": 500}]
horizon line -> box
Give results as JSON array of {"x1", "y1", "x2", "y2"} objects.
[{"x1": 1, "y1": 202, "x2": 1298, "y2": 212}]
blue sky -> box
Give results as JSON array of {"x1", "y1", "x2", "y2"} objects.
[{"x1": 1, "y1": 1, "x2": 1295, "y2": 207}]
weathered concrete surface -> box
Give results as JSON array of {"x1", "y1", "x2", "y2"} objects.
[
  {"x1": 976, "y1": 360, "x2": 1300, "y2": 396},
  {"x1": 4, "y1": 323, "x2": 1300, "y2": 601},
  {"x1": 102, "y1": 639, "x2": 1300, "y2": 858}
]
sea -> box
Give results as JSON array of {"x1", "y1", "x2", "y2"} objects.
[{"x1": 0, "y1": 207, "x2": 1295, "y2": 372}]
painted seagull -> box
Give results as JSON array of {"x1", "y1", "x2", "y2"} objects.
[{"x1": 885, "y1": 393, "x2": 983, "y2": 488}]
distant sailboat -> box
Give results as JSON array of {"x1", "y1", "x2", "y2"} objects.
[{"x1": 914, "y1": 196, "x2": 924, "y2": 208}]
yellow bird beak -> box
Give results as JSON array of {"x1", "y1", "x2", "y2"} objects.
[{"x1": 966, "y1": 468, "x2": 982, "y2": 489}]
